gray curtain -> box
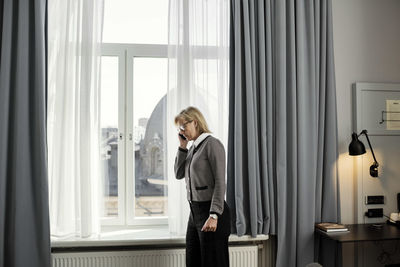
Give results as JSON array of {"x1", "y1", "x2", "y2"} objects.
[
  {"x1": 0, "y1": 0, "x2": 50, "y2": 267},
  {"x1": 227, "y1": 0, "x2": 340, "y2": 266}
]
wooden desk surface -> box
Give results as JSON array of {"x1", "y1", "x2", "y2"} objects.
[{"x1": 316, "y1": 223, "x2": 400, "y2": 243}]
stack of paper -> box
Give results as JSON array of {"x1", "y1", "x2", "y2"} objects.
[{"x1": 315, "y1": 223, "x2": 348, "y2": 233}]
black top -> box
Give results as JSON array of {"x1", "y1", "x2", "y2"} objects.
[{"x1": 316, "y1": 223, "x2": 400, "y2": 243}]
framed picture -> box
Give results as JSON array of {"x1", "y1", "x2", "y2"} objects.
[{"x1": 353, "y1": 83, "x2": 400, "y2": 136}]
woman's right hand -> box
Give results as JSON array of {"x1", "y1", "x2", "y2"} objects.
[{"x1": 178, "y1": 133, "x2": 188, "y2": 149}]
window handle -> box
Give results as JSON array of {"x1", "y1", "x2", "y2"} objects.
[{"x1": 119, "y1": 133, "x2": 123, "y2": 140}]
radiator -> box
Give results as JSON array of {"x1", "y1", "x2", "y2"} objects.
[{"x1": 52, "y1": 246, "x2": 258, "y2": 267}]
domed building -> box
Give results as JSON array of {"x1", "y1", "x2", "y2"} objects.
[{"x1": 135, "y1": 95, "x2": 166, "y2": 197}]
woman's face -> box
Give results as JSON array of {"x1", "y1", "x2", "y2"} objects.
[{"x1": 178, "y1": 119, "x2": 199, "y2": 141}]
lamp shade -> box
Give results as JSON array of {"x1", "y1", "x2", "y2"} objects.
[{"x1": 349, "y1": 132, "x2": 366, "y2": 156}]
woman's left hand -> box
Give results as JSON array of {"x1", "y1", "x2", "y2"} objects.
[{"x1": 201, "y1": 217, "x2": 218, "y2": 232}]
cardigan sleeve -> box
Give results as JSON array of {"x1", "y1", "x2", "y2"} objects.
[
  {"x1": 174, "y1": 147, "x2": 188, "y2": 179},
  {"x1": 207, "y1": 138, "x2": 226, "y2": 215}
]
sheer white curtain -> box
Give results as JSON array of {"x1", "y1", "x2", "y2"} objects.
[
  {"x1": 47, "y1": 0, "x2": 104, "y2": 238},
  {"x1": 167, "y1": 0, "x2": 230, "y2": 235}
]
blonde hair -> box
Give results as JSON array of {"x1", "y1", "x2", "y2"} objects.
[{"x1": 174, "y1": 106, "x2": 211, "y2": 134}]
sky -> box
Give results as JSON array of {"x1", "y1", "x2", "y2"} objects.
[{"x1": 100, "y1": 0, "x2": 168, "y2": 128}]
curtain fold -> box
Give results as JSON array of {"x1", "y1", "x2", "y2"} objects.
[
  {"x1": 228, "y1": 0, "x2": 339, "y2": 266},
  {"x1": 0, "y1": 0, "x2": 50, "y2": 266},
  {"x1": 47, "y1": 0, "x2": 104, "y2": 238},
  {"x1": 167, "y1": 0, "x2": 230, "y2": 236}
]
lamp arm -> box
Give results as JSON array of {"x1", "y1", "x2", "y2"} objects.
[{"x1": 360, "y1": 130, "x2": 379, "y2": 166}]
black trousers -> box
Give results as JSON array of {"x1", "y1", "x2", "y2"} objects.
[{"x1": 186, "y1": 201, "x2": 231, "y2": 267}]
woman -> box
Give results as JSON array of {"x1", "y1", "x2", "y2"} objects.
[{"x1": 174, "y1": 106, "x2": 231, "y2": 267}]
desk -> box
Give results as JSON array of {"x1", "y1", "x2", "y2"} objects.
[{"x1": 316, "y1": 223, "x2": 400, "y2": 267}]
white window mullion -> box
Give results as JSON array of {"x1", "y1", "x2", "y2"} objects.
[
  {"x1": 100, "y1": 45, "x2": 125, "y2": 226},
  {"x1": 118, "y1": 48, "x2": 127, "y2": 226},
  {"x1": 126, "y1": 49, "x2": 135, "y2": 225}
]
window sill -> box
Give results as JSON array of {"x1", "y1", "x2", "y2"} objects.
[{"x1": 51, "y1": 227, "x2": 269, "y2": 249}]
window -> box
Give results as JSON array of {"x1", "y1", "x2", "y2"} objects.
[{"x1": 100, "y1": 0, "x2": 168, "y2": 226}]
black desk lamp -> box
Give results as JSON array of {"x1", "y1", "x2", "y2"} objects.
[{"x1": 349, "y1": 129, "x2": 379, "y2": 177}]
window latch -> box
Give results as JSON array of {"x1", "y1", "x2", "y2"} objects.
[{"x1": 119, "y1": 133, "x2": 123, "y2": 140}]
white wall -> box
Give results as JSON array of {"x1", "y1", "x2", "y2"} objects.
[{"x1": 332, "y1": 0, "x2": 400, "y2": 223}]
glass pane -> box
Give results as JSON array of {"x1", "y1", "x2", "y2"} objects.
[
  {"x1": 103, "y1": 0, "x2": 168, "y2": 44},
  {"x1": 100, "y1": 56, "x2": 119, "y2": 217},
  {"x1": 133, "y1": 57, "x2": 168, "y2": 217}
]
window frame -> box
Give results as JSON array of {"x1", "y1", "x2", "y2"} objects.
[{"x1": 101, "y1": 43, "x2": 168, "y2": 227}]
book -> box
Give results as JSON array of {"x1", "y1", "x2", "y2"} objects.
[{"x1": 315, "y1": 222, "x2": 348, "y2": 232}]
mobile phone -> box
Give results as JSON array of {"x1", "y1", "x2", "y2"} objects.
[{"x1": 179, "y1": 133, "x2": 187, "y2": 140}]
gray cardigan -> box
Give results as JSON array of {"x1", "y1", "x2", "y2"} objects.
[{"x1": 174, "y1": 135, "x2": 226, "y2": 215}]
